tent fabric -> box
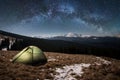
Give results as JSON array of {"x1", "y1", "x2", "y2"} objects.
[{"x1": 11, "y1": 46, "x2": 47, "y2": 65}]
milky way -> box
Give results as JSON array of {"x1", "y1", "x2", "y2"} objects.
[{"x1": 0, "y1": 0, "x2": 120, "y2": 36}]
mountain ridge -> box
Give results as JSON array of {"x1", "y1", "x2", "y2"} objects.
[{"x1": 0, "y1": 30, "x2": 120, "y2": 59}]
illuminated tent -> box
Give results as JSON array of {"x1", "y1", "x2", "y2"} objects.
[{"x1": 11, "y1": 46, "x2": 47, "y2": 65}]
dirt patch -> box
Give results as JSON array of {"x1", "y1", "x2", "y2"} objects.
[{"x1": 0, "y1": 51, "x2": 120, "y2": 80}]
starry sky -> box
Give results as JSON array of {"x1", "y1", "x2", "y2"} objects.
[{"x1": 0, "y1": 0, "x2": 120, "y2": 37}]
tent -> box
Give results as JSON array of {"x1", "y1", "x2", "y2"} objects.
[{"x1": 11, "y1": 46, "x2": 47, "y2": 65}]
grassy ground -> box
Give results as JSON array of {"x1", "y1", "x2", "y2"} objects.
[{"x1": 0, "y1": 51, "x2": 120, "y2": 80}]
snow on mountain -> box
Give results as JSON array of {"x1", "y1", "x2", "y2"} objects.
[
  {"x1": 64, "y1": 32, "x2": 81, "y2": 37},
  {"x1": 64, "y1": 32, "x2": 91, "y2": 38},
  {"x1": 81, "y1": 35, "x2": 92, "y2": 38},
  {"x1": 32, "y1": 32, "x2": 92, "y2": 39}
]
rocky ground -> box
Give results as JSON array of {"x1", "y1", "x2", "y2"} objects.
[{"x1": 0, "y1": 51, "x2": 120, "y2": 80}]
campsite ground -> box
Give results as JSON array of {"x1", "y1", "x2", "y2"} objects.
[{"x1": 0, "y1": 51, "x2": 120, "y2": 80}]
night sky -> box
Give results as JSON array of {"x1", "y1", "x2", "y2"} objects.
[{"x1": 0, "y1": 0, "x2": 120, "y2": 37}]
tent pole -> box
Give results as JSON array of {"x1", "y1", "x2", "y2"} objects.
[
  {"x1": 12, "y1": 47, "x2": 29, "y2": 63},
  {"x1": 32, "y1": 47, "x2": 33, "y2": 65}
]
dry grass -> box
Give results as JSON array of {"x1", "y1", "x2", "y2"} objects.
[{"x1": 0, "y1": 51, "x2": 120, "y2": 80}]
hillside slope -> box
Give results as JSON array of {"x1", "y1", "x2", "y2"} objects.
[{"x1": 0, "y1": 30, "x2": 120, "y2": 59}]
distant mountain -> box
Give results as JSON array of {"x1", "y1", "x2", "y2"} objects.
[
  {"x1": 48, "y1": 32, "x2": 97, "y2": 42},
  {"x1": 64, "y1": 32, "x2": 82, "y2": 37},
  {"x1": 0, "y1": 30, "x2": 120, "y2": 59},
  {"x1": 64, "y1": 32, "x2": 91, "y2": 38},
  {"x1": 33, "y1": 32, "x2": 92, "y2": 39},
  {"x1": 49, "y1": 32, "x2": 120, "y2": 49}
]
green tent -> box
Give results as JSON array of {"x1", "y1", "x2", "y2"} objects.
[{"x1": 11, "y1": 46, "x2": 47, "y2": 65}]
